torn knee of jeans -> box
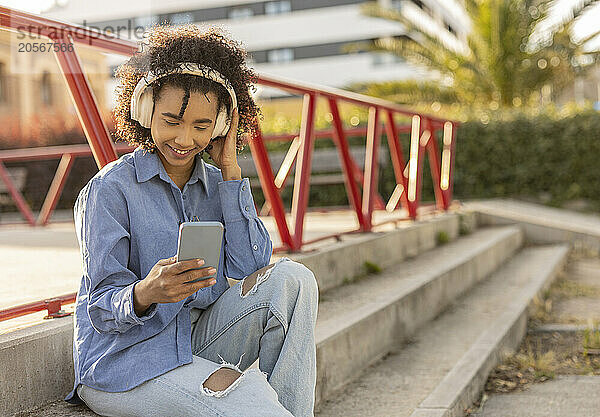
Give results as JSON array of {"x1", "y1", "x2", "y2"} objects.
[
  {"x1": 239, "y1": 257, "x2": 292, "y2": 298},
  {"x1": 240, "y1": 265, "x2": 273, "y2": 298},
  {"x1": 201, "y1": 353, "x2": 246, "y2": 398}
]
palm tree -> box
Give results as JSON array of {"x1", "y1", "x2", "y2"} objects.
[{"x1": 352, "y1": 0, "x2": 600, "y2": 108}]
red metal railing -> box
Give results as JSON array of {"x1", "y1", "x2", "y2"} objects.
[{"x1": 0, "y1": 7, "x2": 458, "y2": 322}]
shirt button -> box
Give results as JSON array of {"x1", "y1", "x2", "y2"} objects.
[
  {"x1": 242, "y1": 185, "x2": 246, "y2": 191},
  {"x1": 183, "y1": 195, "x2": 187, "y2": 200},
  {"x1": 244, "y1": 206, "x2": 249, "y2": 211},
  {"x1": 252, "y1": 244, "x2": 258, "y2": 251}
]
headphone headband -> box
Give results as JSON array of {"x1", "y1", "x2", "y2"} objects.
[{"x1": 130, "y1": 62, "x2": 238, "y2": 138}]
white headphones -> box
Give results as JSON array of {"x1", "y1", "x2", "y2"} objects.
[{"x1": 130, "y1": 62, "x2": 238, "y2": 140}]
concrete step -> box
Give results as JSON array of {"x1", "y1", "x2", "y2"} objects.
[
  {"x1": 463, "y1": 198, "x2": 600, "y2": 252},
  {"x1": 315, "y1": 244, "x2": 569, "y2": 417},
  {"x1": 313, "y1": 225, "x2": 524, "y2": 407}
]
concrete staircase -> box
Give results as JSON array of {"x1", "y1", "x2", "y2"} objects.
[{"x1": 3, "y1": 207, "x2": 575, "y2": 416}]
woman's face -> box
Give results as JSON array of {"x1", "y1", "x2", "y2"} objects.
[{"x1": 150, "y1": 84, "x2": 220, "y2": 171}]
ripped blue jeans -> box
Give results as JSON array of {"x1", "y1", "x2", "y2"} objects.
[{"x1": 77, "y1": 257, "x2": 319, "y2": 417}]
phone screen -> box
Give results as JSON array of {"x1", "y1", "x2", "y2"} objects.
[{"x1": 176, "y1": 221, "x2": 224, "y2": 283}]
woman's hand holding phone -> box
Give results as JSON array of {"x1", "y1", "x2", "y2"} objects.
[{"x1": 133, "y1": 256, "x2": 217, "y2": 315}]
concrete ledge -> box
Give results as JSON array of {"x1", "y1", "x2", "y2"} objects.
[
  {"x1": 465, "y1": 199, "x2": 600, "y2": 252},
  {"x1": 477, "y1": 211, "x2": 600, "y2": 250},
  {"x1": 296, "y1": 212, "x2": 471, "y2": 293},
  {"x1": 314, "y1": 226, "x2": 524, "y2": 407},
  {"x1": 1, "y1": 319, "x2": 74, "y2": 416},
  {"x1": 411, "y1": 244, "x2": 569, "y2": 417}
]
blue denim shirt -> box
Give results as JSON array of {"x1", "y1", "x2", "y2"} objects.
[{"x1": 64, "y1": 146, "x2": 272, "y2": 404}]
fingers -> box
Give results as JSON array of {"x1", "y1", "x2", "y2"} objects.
[
  {"x1": 157, "y1": 256, "x2": 177, "y2": 266},
  {"x1": 164, "y1": 259, "x2": 218, "y2": 285},
  {"x1": 225, "y1": 108, "x2": 238, "y2": 145},
  {"x1": 177, "y1": 266, "x2": 217, "y2": 285},
  {"x1": 163, "y1": 258, "x2": 205, "y2": 275}
]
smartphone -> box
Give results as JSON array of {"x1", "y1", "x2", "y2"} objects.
[{"x1": 176, "y1": 221, "x2": 224, "y2": 284}]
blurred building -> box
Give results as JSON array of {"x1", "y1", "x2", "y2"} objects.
[
  {"x1": 42, "y1": 0, "x2": 469, "y2": 102},
  {"x1": 0, "y1": 28, "x2": 108, "y2": 140}
]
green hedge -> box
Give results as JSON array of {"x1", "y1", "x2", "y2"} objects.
[
  {"x1": 249, "y1": 109, "x2": 600, "y2": 211},
  {"x1": 453, "y1": 110, "x2": 600, "y2": 210}
]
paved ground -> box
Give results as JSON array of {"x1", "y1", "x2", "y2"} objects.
[
  {"x1": 472, "y1": 375, "x2": 600, "y2": 417},
  {"x1": 553, "y1": 257, "x2": 600, "y2": 324}
]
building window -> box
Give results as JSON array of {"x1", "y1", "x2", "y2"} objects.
[
  {"x1": 265, "y1": 1, "x2": 291, "y2": 15},
  {"x1": 41, "y1": 71, "x2": 53, "y2": 106},
  {"x1": 267, "y1": 48, "x2": 293, "y2": 63},
  {"x1": 372, "y1": 52, "x2": 404, "y2": 66},
  {"x1": 246, "y1": 54, "x2": 257, "y2": 65},
  {"x1": 228, "y1": 7, "x2": 253, "y2": 19},
  {"x1": 171, "y1": 13, "x2": 193, "y2": 25},
  {"x1": 134, "y1": 15, "x2": 159, "y2": 27}
]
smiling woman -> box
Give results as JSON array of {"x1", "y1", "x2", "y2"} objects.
[
  {"x1": 112, "y1": 24, "x2": 261, "y2": 153},
  {"x1": 65, "y1": 23, "x2": 319, "y2": 417},
  {"x1": 150, "y1": 86, "x2": 236, "y2": 190}
]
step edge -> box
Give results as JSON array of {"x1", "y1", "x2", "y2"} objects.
[
  {"x1": 313, "y1": 228, "x2": 524, "y2": 406},
  {"x1": 411, "y1": 244, "x2": 570, "y2": 417},
  {"x1": 315, "y1": 226, "x2": 523, "y2": 343}
]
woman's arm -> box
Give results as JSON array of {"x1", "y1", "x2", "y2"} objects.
[
  {"x1": 217, "y1": 177, "x2": 273, "y2": 279},
  {"x1": 75, "y1": 178, "x2": 180, "y2": 335}
]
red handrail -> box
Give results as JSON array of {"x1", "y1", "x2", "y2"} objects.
[
  {"x1": 0, "y1": 7, "x2": 459, "y2": 322},
  {"x1": 0, "y1": 293, "x2": 76, "y2": 321}
]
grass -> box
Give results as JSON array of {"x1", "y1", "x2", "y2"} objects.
[
  {"x1": 458, "y1": 212, "x2": 474, "y2": 236},
  {"x1": 340, "y1": 260, "x2": 383, "y2": 286},
  {"x1": 529, "y1": 294, "x2": 554, "y2": 324},
  {"x1": 436, "y1": 231, "x2": 450, "y2": 245},
  {"x1": 583, "y1": 320, "x2": 600, "y2": 353},
  {"x1": 553, "y1": 279, "x2": 600, "y2": 298},
  {"x1": 363, "y1": 260, "x2": 382, "y2": 274}
]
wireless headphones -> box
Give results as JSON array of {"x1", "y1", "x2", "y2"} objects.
[{"x1": 130, "y1": 62, "x2": 238, "y2": 140}]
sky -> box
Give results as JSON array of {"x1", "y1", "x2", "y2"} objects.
[{"x1": 0, "y1": 0, "x2": 599, "y2": 48}]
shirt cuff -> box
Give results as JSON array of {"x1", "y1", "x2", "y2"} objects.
[
  {"x1": 218, "y1": 177, "x2": 258, "y2": 223},
  {"x1": 128, "y1": 281, "x2": 158, "y2": 324}
]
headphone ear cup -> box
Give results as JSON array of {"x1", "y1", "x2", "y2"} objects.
[
  {"x1": 211, "y1": 105, "x2": 230, "y2": 139},
  {"x1": 134, "y1": 87, "x2": 154, "y2": 128}
]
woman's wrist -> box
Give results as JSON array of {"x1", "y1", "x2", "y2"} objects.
[
  {"x1": 133, "y1": 281, "x2": 154, "y2": 317},
  {"x1": 221, "y1": 164, "x2": 242, "y2": 181}
]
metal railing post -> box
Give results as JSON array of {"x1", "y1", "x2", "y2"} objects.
[
  {"x1": 248, "y1": 128, "x2": 294, "y2": 249},
  {"x1": 53, "y1": 34, "x2": 118, "y2": 169},
  {"x1": 290, "y1": 93, "x2": 316, "y2": 250},
  {"x1": 37, "y1": 153, "x2": 75, "y2": 225},
  {"x1": 425, "y1": 127, "x2": 447, "y2": 211},
  {"x1": 384, "y1": 109, "x2": 410, "y2": 213},
  {"x1": 362, "y1": 106, "x2": 381, "y2": 230},
  {"x1": 328, "y1": 98, "x2": 367, "y2": 230},
  {"x1": 0, "y1": 161, "x2": 35, "y2": 225}
]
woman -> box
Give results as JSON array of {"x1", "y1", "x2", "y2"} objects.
[{"x1": 64, "y1": 24, "x2": 319, "y2": 417}]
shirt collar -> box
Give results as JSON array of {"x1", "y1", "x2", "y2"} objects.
[{"x1": 133, "y1": 146, "x2": 208, "y2": 194}]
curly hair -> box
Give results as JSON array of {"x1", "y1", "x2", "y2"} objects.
[{"x1": 113, "y1": 24, "x2": 263, "y2": 153}]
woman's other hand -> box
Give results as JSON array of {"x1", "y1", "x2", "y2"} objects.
[
  {"x1": 206, "y1": 107, "x2": 242, "y2": 181},
  {"x1": 133, "y1": 256, "x2": 217, "y2": 314}
]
